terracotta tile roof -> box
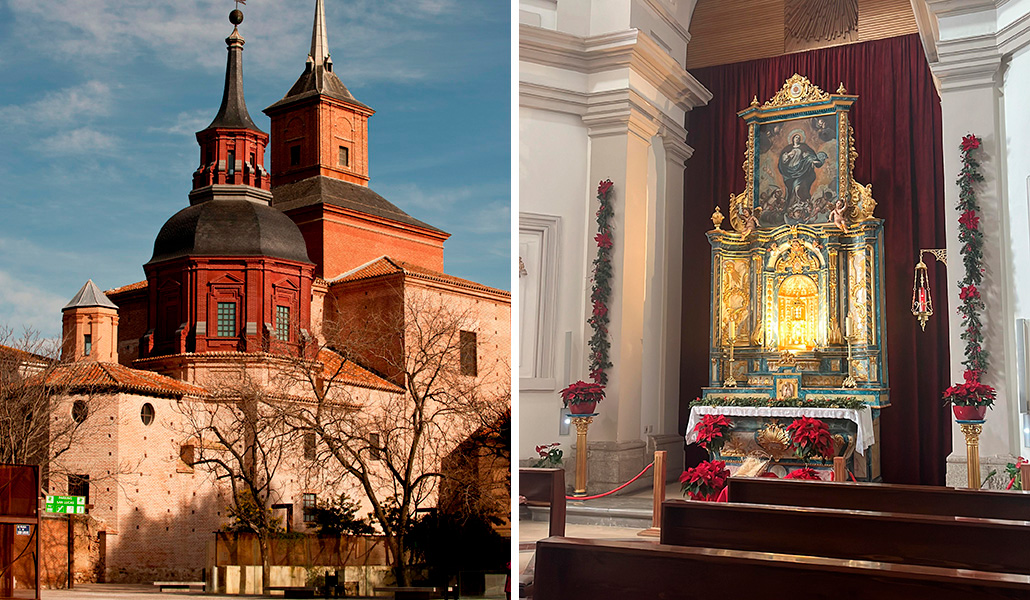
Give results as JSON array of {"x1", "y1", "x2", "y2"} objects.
[
  {"x1": 105, "y1": 280, "x2": 147, "y2": 296},
  {"x1": 34, "y1": 361, "x2": 208, "y2": 398},
  {"x1": 318, "y1": 348, "x2": 402, "y2": 393},
  {"x1": 330, "y1": 257, "x2": 510, "y2": 298},
  {"x1": 0, "y1": 344, "x2": 52, "y2": 365}
]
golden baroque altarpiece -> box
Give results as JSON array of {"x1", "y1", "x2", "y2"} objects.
[{"x1": 702, "y1": 75, "x2": 888, "y2": 480}]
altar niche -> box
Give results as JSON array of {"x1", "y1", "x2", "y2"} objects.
[{"x1": 701, "y1": 75, "x2": 889, "y2": 481}]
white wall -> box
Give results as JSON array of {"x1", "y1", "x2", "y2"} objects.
[
  {"x1": 518, "y1": 107, "x2": 591, "y2": 452},
  {"x1": 1002, "y1": 42, "x2": 1030, "y2": 457}
]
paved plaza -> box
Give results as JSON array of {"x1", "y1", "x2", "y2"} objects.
[
  {"x1": 41, "y1": 584, "x2": 259, "y2": 599},
  {"x1": 38, "y1": 583, "x2": 506, "y2": 599}
]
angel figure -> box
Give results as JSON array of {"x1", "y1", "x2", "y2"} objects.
[
  {"x1": 829, "y1": 198, "x2": 848, "y2": 232},
  {"x1": 739, "y1": 205, "x2": 762, "y2": 238}
]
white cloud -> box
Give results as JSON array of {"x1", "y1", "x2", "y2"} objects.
[
  {"x1": 464, "y1": 200, "x2": 510, "y2": 235},
  {"x1": 3, "y1": 0, "x2": 489, "y2": 84},
  {"x1": 0, "y1": 80, "x2": 112, "y2": 127},
  {"x1": 374, "y1": 182, "x2": 509, "y2": 235},
  {"x1": 36, "y1": 128, "x2": 118, "y2": 155},
  {"x1": 0, "y1": 270, "x2": 67, "y2": 338},
  {"x1": 149, "y1": 110, "x2": 213, "y2": 136}
]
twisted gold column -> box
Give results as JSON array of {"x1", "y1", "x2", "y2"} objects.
[
  {"x1": 571, "y1": 415, "x2": 595, "y2": 497},
  {"x1": 960, "y1": 422, "x2": 983, "y2": 489}
]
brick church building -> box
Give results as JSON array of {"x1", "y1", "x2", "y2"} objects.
[{"x1": 33, "y1": 0, "x2": 509, "y2": 584}]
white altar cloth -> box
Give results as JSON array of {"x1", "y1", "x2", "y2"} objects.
[{"x1": 685, "y1": 405, "x2": 875, "y2": 456}]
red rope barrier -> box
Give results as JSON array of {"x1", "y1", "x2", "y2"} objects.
[
  {"x1": 566, "y1": 461, "x2": 654, "y2": 500},
  {"x1": 831, "y1": 469, "x2": 858, "y2": 482}
]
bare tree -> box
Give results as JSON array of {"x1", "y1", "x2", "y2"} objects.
[
  {"x1": 0, "y1": 326, "x2": 104, "y2": 487},
  {"x1": 271, "y1": 287, "x2": 509, "y2": 585},
  {"x1": 175, "y1": 370, "x2": 294, "y2": 596}
]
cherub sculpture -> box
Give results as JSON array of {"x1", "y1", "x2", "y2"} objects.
[
  {"x1": 829, "y1": 197, "x2": 848, "y2": 232},
  {"x1": 739, "y1": 205, "x2": 761, "y2": 238}
]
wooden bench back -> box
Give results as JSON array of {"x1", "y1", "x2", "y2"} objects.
[
  {"x1": 660, "y1": 499, "x2": 1030, "y2": 574},
  {"x1": 518, "y1": 468, "x2": 566, "y2": 537},
  {"x1": 727, "y1": 477, "x2": 1030, "y2": 520},
  {"x1": 534, "y1": 537, "x2": 1030, "y2": 600}
]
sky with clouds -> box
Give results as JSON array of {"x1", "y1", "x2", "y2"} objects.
[{"x1": 0, "y1": 0, "x2": 510, "y2": 339}]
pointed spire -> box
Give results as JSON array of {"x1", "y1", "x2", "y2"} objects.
[
  {"x1": 310, "y1": 0, "x2": 330, "y2": 68},
  {"x1": 63, "y1": 280, "x2": 118, "y2": 311},
  {"x1": 191, "y1": 8, "x2": 270, "y2": 195},
  {"x1": 204, "y1": 10, "x2": 261, "y2": 132},
  {"x1": 265, "y1": 0, "x2": 367, "y2": 111}
]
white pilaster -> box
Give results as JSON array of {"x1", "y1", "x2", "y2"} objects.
[
  {"x1": 518, "y1": 0, "x2": 710, "y2": 478},
  {"x1": 919, "y1": 0, "x2": 1030, "y2": 479}
]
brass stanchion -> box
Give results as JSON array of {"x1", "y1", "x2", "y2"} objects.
[
  {"x1": 960, "y1": 422, "x2": 984, "y2": 489},
  {"x1": 639, "y1": 451, "x2": 666, "y2": 537},
  {"x1": 570, "y1": 415, "x2": 596, "y2": 497}
]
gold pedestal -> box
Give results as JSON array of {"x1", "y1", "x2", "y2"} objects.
[
  {"x1": 571, "y1": 415, "x2": 595, "y2": 497},
  {"x1": 960, "y1": 422, "x2": 984, "y2": 489}
]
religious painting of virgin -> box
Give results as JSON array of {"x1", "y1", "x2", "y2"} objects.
[{"x1": 756, "y1": 115, "x2": 839, "y2": 227}]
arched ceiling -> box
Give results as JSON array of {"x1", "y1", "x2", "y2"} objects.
[{"x1": 687, "y1": 0, "x2": 918, "y2": 69}]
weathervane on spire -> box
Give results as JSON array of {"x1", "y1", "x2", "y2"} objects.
[{"x1": 230, "y1": 0, "x2": 245, "y2": 25}]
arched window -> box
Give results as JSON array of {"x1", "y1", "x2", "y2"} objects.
[{"x1": 71, "y1": 400, "x2": 88, "y2": 424}]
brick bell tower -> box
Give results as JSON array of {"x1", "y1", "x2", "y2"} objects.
[
  {"x1": 264, "y1": 0, "x2": 372, "y2": 188},
  {"x1": 140, "y1": 8, "x2": 315, "y2": 363},
  {"x1": 264, "y1": 0, "x2": 449, "y2": 280}
]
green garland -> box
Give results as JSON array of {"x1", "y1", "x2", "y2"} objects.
[
  {"x1": 693, "y1": 396, "x2": 867, "y2": 410},
  {"x1": 588, "y1": 180, "x2": 614, "y2": 385},
  {"x1": 956, "y1": 135, "x2": 989, "y2": 378}
]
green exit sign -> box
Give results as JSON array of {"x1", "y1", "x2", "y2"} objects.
[{"x1": 45, "y1": 495, "x2": 85, "y2": 514}]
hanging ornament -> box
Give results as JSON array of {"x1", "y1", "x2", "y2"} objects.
[
  {"x1": 911, "y1": 258, "x2": 932, "y2": 331},
  {"x1": 912, "y1": 249, "x2": 946, "y2": 331}
]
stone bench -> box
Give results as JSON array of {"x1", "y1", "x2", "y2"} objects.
[
  {"x1": 267, "y1": 585, "x2": 316, "y2": 598},
  {"x1": 153, "y1": 581, "x2": 206, "y2": 593},
  {"x1": 373, "y1": 585, "x2": 438, "y2": 599}
]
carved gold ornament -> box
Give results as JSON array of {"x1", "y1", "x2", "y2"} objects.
[
  {"x1": 756, "y1": 421, "x2": 793, "y2": 459},
  {"x1": 712, "y1": 205, "x2": 725, "y2": 230},
  {"x1": 762, "y1": 74, "x2": 832, "y2": 108}
]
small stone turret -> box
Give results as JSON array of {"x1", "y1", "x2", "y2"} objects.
[{"x1": 62, "y1": 280, "x2": 119, "y2": 363}]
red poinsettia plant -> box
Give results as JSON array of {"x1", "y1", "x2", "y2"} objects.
[
  {"x1": 943, "y1": 369, "x2": 996, "y2": 407},
  {"x1": 693, "y1": 414, "x2": 733, "y2": 456},
  {"x1": 679, "y1": 460, "x2": 730, "y2": 501},
  {"x1": 532, "y1": 442, "x2": 564, "y2": 469},
  {"x1": 784, "y1": 467, "x2": 822, "y2": 480},
  {"x1": 787, "y1": 416, "x2": 835, "y2": 463},
  {"x1": 559, "y1": 380, "x2": 605, "y2": 408}
]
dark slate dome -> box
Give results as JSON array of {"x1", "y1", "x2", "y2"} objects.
[{"x1": 148, "y1": 200, "x2": 312, "y2": 265}]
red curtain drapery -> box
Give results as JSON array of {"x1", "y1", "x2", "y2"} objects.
[{"x1": 680, "y1": 34, "x2": 951, "y2": 485}]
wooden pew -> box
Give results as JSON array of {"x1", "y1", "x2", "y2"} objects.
[
  {"x1": 726, "y1": 476, "x2": 1030, "y2": 520},
  {"x1": 519, "y1": 468, "x2": 566, "y2": 537},
  {"x1": 660, "y1": 499, "x2": 1030, "y2": 574},
  {"x1": 534, "y1": 537, "x2": 1030, "y2": 600}
]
